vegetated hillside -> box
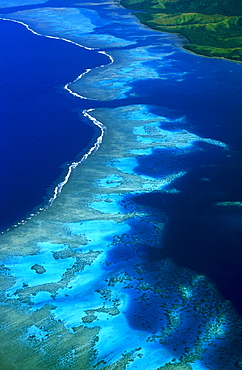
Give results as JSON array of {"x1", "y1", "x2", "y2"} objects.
[{"x1": 120, "y1": 0, "x2": 242, "y2": 61}]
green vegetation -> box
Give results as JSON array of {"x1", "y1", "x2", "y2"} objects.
[{"x1": 120, "y1": 0, "x2": 242, "y2": 61}]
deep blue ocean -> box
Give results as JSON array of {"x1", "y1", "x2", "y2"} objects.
[{"x1": 0, "y1": 19, "x2": 109, "y2": 231}]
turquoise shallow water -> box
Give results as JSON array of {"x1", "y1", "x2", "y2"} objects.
[{"x1": 1, "y1": 1, "x2": 242, "y2": 369}]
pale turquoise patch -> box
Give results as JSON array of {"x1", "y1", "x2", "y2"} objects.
[
  {"x1": 93, "y1": 312, "x2": 174, "y2": 369},
  {"x1": 25, "y1": 325, "x2": 52, "y2": 341},
  {"x1": 98, "y1": 174, "x2": 122, "y2": 188},
  {"x1": 49, "y1": 255, "x2": 125, "y2": 329},
  {"x1": 5, "y1": 243, "x2": 76, "y2": 295},
  {"x1": 112, "y1": 157, "x2": 138, "y2": 175},
  {"x1": 89, "y1": 194, "x2": 123, "y2": 214},
  {"x1": 31, "y1": 290, "x2": 52, "y2": 305},
  {"x1": 191, "y1": 361, "x2": 212, "y2": 370},
  {"x1": 89, "y1": 201, "x2": 120, "y2": 214},
  {"x1": 142, "y1": 183, "x2": 154, "y2": 190},
  {"x1": 130, "y1": 148, "x2": 153, "y2": 156},
  {"x1": 133, "y1": 126, "x2": 147, "y2": 136},
  {"x1": 66, "y1": 219, "x2": 130, "y2": 247}
]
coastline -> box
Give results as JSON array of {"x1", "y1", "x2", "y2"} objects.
[
  {"x1": 120, "y1": 0, "x2": 242, "y2": 62},
  {"x1": 0, "y1": 2, "x2": 242, "y2": 369}
]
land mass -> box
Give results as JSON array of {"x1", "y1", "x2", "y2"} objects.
[{"x1": 120, "y1": 0, "x2": 242, "y2": 62}]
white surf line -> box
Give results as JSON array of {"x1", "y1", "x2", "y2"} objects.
[
  {"x1": 0, "y1": 17, "x2": 112, "y2": 233},
  {"x1": 64, "y1": 69, "x2": 94, "y2": 100},
  {"x1": 64, "y1": 50, "x2": 114, "y2": 100},
  {"x1": 47, "y1": 109, "x2": 107, "y2": 207},
  {"x1": 1, "y1": 17, "x2": 95, "y2": 50},
  {"x1": 0, "y1": 18, "x2": 114, "y2": 61}
]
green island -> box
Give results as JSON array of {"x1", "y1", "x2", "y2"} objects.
[{"x1": 120, "y1": 0, "x2": 242, "y2": 62}]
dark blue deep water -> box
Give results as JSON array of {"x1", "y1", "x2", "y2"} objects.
[
  {"x1": 0, "y1": 19, "x2": 109, "y2": 231},
  {"x1": 125, "y1": 53, "x2": 242, "y2": 315}
]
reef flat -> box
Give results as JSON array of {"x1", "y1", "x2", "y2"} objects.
[
  {"x1": 1, "y1": 1, "x2": 242, "y2": 369},
  {"x1": 120, "y1": 0, "x2": 242, "y2": 62}
]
